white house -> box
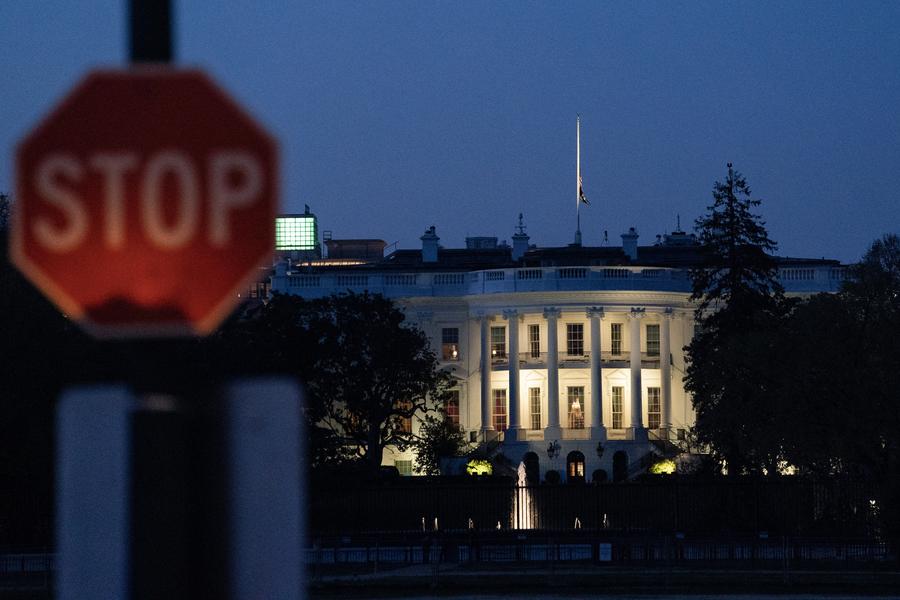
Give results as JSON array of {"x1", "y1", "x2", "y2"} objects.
[{"x1": 269, "y1": 218, "x2": 844, "y2": 482}]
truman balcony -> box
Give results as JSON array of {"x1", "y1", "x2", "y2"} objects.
[{"x1": 490, "y1": 351, "x2": 666, "y2": 371}]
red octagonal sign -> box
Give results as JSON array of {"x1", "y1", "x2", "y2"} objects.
[{"x1": 12, "y1": 69, "x2": 278, "y2": 337}]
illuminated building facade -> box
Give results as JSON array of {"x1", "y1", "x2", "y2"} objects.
[{"x1": 270, "y1": 220, "x2": 844, "y2": 482}]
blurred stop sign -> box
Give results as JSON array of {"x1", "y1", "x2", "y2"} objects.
[{"x1": 11, "y1": 69, "x2": 278, "y2": 337}]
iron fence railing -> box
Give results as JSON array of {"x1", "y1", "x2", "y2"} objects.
[{"x1": 309, "y1": 479, "x2": 883, "y2": 538}]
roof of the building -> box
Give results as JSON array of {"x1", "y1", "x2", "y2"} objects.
[{"x1": 302, "y1": 240, "x2": 841, "y2": 272}]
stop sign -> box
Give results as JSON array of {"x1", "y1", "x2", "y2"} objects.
[{"x1": 12, "y1": 69, "x2": 278, "y2": 337}]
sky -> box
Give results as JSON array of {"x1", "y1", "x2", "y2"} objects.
[{"x1": 2, "y1": 1, "x2": 899, "y2": 263}]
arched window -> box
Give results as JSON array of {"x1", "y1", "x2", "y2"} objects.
[
  {"x1": 523, "y1": 452, "x2": 540, "y2": 486},
  {"x1": 566, "y1": 451, "x2": 585, "y2": 483},
  {"x1": 612, "y1": 450, "x2": 628, "y2": 482}
]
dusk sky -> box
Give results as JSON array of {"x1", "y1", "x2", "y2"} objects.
[{"x1": 2, "y1": 1, "x2": 898, "y2": 263}]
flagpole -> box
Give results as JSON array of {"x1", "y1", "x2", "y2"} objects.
[{"x1": 575, "y1": 115, "x2": 582, "y2": 245}]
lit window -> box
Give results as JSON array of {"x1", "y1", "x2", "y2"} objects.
[
  {"x1": 442, "y1": 327, "x2": 460, "y2": 361},
  {"x1": 397, "y1": 400, "x2": 412, "y2": 433},
  {"x1": 647, "y1": 387, "x2": 661, "y2": 429},
  {"x1": 567, "y1": 451, "x2": 585, "y2": 479},
  {"x1": 490, "y1": 326, "x2": 506, "y2": 358},
  {"x1": 567, "y1": 386, "x2": 585, "y2": 429},
  {"x1": 446, "y1": 390, "x2": 460, "y2": 429},
  {"x1": 610, "y1": 323, "x2": 623, "y2": 355},
  {"x1": 529, "y1": 387, "x2": 542, "y2": 430},
  {"x1": 395, "y1": 460, "x2": 412, "y2": 476},
  {"x1": 492, "y1": 389, "x2": 507, "y2": 431},
  {"x1": 646, "y1": 324, "x2": 660, "y2": 357},
  {"x1": 611, "y1": 386, "x2": 623, "y2": 429},
  {"x1": 528, "y1": 324, "x2": 541, "y2": 358},
  {"x1": 566, "y1": 323, "x2": 584, "y2": 356}
]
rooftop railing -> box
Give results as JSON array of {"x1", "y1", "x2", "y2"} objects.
[{"x1": 273, "y1": 263, "x2": 844, "y2": 298}]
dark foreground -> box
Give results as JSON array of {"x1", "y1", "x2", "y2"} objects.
[{"x1": 309, "y1": 564, "x2": 900, "y2": 598}]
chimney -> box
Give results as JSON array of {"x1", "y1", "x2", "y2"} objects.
[
  {"x1": 421, "y1": 226, "x2": 439, "y2": 263},
  {"x1": 275, "y1": 257, "x2": 289, "y2": 277},
  {"x1": 511, "y1": 213, "x2": 530, "y2": 261},
  {"x1": 621, "y1": 227, "x2": 639, "y2": 261}
]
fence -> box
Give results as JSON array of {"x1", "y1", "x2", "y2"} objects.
[
  {"x1": 304, "y1": 532, "x2": 892, "y2": 569},
  {"x1": 309, "y1": 479, "x2": 882, "y2": 538}
]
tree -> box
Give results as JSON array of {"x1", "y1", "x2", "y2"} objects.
[
  {"x1": 690, "y1": 163, "x2": 784, "y2": 325},
  {"x1": 218, "y1": 292, "x2": 452, "y2": 477},
  {"x1": 772, "y1": 235, "x2": 900, "y2": 544},
  {"x1": 685, "y1": 164, "x2": 787, "y2": 474},
  {"x1": 413, "y1": 412, "x2": 469, "y2": 475}
]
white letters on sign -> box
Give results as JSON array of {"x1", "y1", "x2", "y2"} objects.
[{"x1": 32, "y1": 150, "x2": 264, "y2": 252}]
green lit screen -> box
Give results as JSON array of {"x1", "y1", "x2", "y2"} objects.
[{"x1": 275, "y1": 216, "x2": 317, "y2": 250}]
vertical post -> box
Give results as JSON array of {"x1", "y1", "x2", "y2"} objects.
[
  {"x1": 130, "y1": 0, "x2": 174, "y2": 63},
  {"x1": 587, "y1": 307, "x2": 606, "y2": 440},
  {"x1": 57, "y1": 387, "x2": 137, "y2": 600},
  {"x1": 504, "y1": 309, "x2": 521, "y2": 440},
  {"x1": 628, "y1": 307, "x2": 647, "y2": 440},
  {"x1": 660, "y1": 308, "x2": 673, "y2": 437},
  {"x1": 543, "y1": 307, "x2": 562, "y2": 438},
  {"x1": 479, "y1": 314, "x2": 493, "y2": 433},
  {"x1": 130, "y1": 401, "x2": 190, "y2": 600}
]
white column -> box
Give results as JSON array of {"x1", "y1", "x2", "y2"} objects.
[
  {"x1": 479, "y1": 314, "x2": 493, "y2": 432},
  {"x1": 543, "y1": 307, "x2": 562, "y2": 439},
  {"x1": 587, "y1": 307, "x2": 606, "y2": 441},
  {"x1": 504, "y1": 309, "x2": 522, "y2": 441},
  {"x1": 660, "y1": 308, "x2": 673, "y2": 436},
  {"x1": 628, "y1": 307, "x2": 647, "y2": 440}
]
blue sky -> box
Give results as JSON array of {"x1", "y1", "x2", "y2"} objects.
[{"x1": 2, "y1": 1, "x2": 899, "y2": 262}]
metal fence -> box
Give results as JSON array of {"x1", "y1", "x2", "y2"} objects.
[
  {"x1": 309, "y1": 479, "x2": 882, "y2": 537},
  {"x1": 304, "y1": 531, "x2": 894, "y2": 572}
]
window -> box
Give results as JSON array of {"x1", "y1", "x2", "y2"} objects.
[
  {"x1": 567, "y1": 451, "x2": 585, "y2": 480},
  {"x1": 446, "y1": 389, "x2": 460, "y2": 429},
  {"x1": 395, "y1": 460, "x2": 412, "y2": 476},
  {"x1": 529, "y1": 387, "x2": 542, "y2": 430},
  {"x1": 610, "y1": 323, "x2": 623, "y2": 355},
  {"x1": 528, "y1": 324, "x2": 541, "y2": 358},
  {"x1": 646, "y1": 324, "x2": 660, "y2": 357},
  {"x1": 567, "y1": 386, "x2": 585, "y2": 429},
  {"x1": 492, "y1": 389, "x2": 507, "y2": 431},
  {"x1": 611, "y1": 386, "x2": 623, "y2": 429},
  {"x1": 647, "y1": 387, "x2": 661, "y2": 429},
  {"x1": 490, "y1": 326, "x2": 506, "y2": 358},
  {"x1": 566, "y1": 323, "x2": 584, "y2": 356},
  {"x1": 442, "y1": 327, "x2": 460, "y2": 361},
  {"x1": 397, "y1": 400, "x2": 412, "y2": 433}
]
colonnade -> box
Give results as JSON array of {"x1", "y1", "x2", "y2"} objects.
[{"x1": 478, "y1": 307, "x2": 674, "y2": 442}]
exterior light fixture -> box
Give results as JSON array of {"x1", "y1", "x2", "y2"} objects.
[
  {"x1": 596, "y1": 442, "x2": 605, "y2": 459},
  {"x1": 451, "y1": 347, "x2": 458, "y2": 359},
  {"x1": 547, "y1": 440, "x2": 561, "y2": 459}
]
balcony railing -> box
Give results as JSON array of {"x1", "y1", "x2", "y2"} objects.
[
  {"x1": 601, "y1": 351, "x2": 629, "y2": 363},
  {"x1": 490, "y1": 352, "x2": 509, "y2": 366},
  {"x1": 561, "y1": 352, "x2": 589, "y2": 363},
  {"x1": 519, "y1": 351, "x2": 547, "y2": 366},
  {"x1": 641, "y1": 352, "x2": 661, "y2": 366}
]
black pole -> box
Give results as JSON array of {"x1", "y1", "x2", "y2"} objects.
[{"x1": 130, "y1": 0, "x2": 173, "y2": 63}]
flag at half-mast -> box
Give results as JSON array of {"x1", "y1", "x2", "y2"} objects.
[{"x1": 577, "y1": 116, "x2": 589, "y2": 206}]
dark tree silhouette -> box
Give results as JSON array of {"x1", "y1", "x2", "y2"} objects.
[
  {"x1": 685, "y1": 165, "x2": 787, "y2": 475},
  {"x1": 218, "y1": 292, "x2": 452, "y2": 478}
]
